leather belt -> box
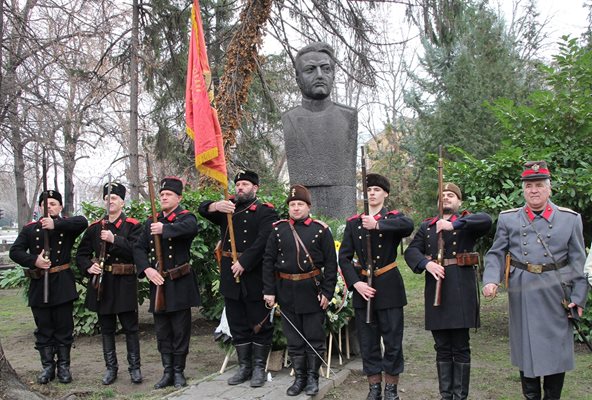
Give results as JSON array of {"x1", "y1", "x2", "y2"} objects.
[
  {"x1": 510, "y1": 258, "x2": 568, "y2": 274},
  {"x1": 162, "y1": 263, "x2": 191, "y2": 280},
  {"x1": 103, "y1": 264, "x2": 136, "y2": 275},
  {"x1": 221, "y1": 251, "x2": 243, "y2": 259},
  {"x1": 360, "y1": 261, "x2": 398, "y2": 277},
  {"x1": 24, "y1": 263, "x2": 70, "y2": 279},
  {"x1": 426, "y1": 252, "x2": 480, "y2": 267},
  {"x1": 277, "y1": 268, "x2": 321, "y2": 281}
]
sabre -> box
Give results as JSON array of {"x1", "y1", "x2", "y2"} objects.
[{"x1": 266, "y1": 304, "x2": 336, "y2": 377}]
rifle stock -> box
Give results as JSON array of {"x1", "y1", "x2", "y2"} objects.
[
  {"x1": 42, "y1": 152, "x2": 50, "y2": 304},
  {"x1": 361, "y1": 146, "x2": 374, "y2": 323},
  {"x1": 224, "y1": 187, "x2": 240, "y2": 283},
  {"x1": 146, "y1": 156, "x2": 166, "y2": 312},
  {"x1": 434, "y1": 145, "x2": 444, "y2": 307}
]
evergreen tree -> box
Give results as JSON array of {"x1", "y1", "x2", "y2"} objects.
[{"x1": 404, "y1": 0, "x2": 544, "y2": 216}]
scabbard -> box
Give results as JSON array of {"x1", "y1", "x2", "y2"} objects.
[{"x1": 504, "y1": 253, "x2": 511, "y2": 288}]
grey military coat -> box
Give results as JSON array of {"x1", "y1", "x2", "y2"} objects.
[{"x1": 483, "y1": 201, "x2": 588, "y2": 377}]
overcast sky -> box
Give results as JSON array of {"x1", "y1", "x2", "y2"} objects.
[{"x1": 500, "y1": 0, "x2": 589, "y2": 53}]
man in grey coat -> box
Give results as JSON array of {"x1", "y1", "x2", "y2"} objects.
[{"x1": 482, "y1": 161, "x2": 588, "y2": 400}]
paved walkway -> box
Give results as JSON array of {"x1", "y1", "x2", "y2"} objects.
[{"x1": 167, "y1": 356, "x2": 362, "y2": 400}]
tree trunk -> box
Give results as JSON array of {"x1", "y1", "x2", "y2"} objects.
[
  {"x1": 8, "y1": 80, "x2": 32, "y2": 229},
  {"x1": 216, "y1": 0, "x2": 273, "y2": 145},
  {"x1": 128, "y1": 0, "x2": 140, "y2": 200},
  {"x1": 0, "y1": 339, "x2": 46, "y2": 400}
]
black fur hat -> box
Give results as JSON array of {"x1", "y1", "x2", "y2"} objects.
[{"x1": 366, "y1": 173, "x2": 390, "y2": 194}]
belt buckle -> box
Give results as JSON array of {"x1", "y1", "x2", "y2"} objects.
[{"x1": 527, "y1": 263, "x2": 542, "y2": 274}]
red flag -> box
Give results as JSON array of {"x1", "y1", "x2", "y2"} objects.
[{"x1": 186, "y1": 0, "x2": 227, "y2": 187}]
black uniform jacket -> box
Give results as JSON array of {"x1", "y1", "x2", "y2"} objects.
[
  {"x1": 262, "y1": 217, "x2": 338, "y2": 314},
  {"x1": 9, "y1": 215, "x2": 88, "y2": 307},
  {"x1": 76, "y1": 213, "x2": 141, "y2": 314},
  {"x1": 199, "y1": 198, "x2": 278, "y2": 301},
  {"x1": 404, "y1": 211, "x2": 492, "y2": 330},
  {"x1": 339, "y1": 208, "x2": 414, "y2": 310},
  {"x1": 133, "y1": 205, "x2": 200, "y2": 313}
]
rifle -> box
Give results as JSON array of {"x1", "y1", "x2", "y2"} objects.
[
  {"x1": 146, "y1": 156, "x2": 166, "y2": 312},
  {"x1": 92, "y1": 174, "x2": 112, "y2": 301},
  {"x1": 41, "y1": 151, "x2": 50, "y2": 304},
  {"x1": 434, "y1": 145, "x2": 444, "y2": 307},
  {"x1": 361, "y1": 146, "x2": 374, "y2": 323}
]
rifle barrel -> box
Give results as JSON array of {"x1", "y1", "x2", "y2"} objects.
[
  {"x1": 361, "y1": 146, "x2": 374, "y2": 323},
  {"x1": 146, "y1": 156, "x2": 166, "y2": 312},
  {"x1": 434, "y1": 145, "x2": 444, "y2": 307},
  {"x1": 42, "y1": 152, "x2": 50, "y2": 304}
]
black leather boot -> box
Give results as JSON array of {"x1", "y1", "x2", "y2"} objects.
[
  {"x1": 286, "y1": 354, "x2": 307, "y2": 396},
  {"x1": 520, "y1": 371, "x2": 542, "y2": 400},
  {"x1": 437, "y1": 361, "x2": 453, "y2": 400},
  {"x1": 56, "y1": 345, "x2": 73, "y2": 384},
  {"x1": 543, "y1": 372, "x2": 565, "y2": 400},
  {"x1": 384, "y1": 374, "x2": 400, "y2": 400},
  {"x1": 101, "y1": 334, "x2": 118, "y2": 385},
  {"x1": 125, "y1": 333, "x2": 143, "y2": 384},
  {"x1": 154, "y1": 353, "x2": 174, "y2": 389},
  {"x1": 250, "y1": 343, "x2": 270, "y2": 387},
  {"x1": 227, "y1": 342, "x2": 252, "y2": 385},
  {"x1": 366, "y1": 374, "x2": 382, "y2": 400},
  {"x1": 304, "y1": 352, "x2": 322, "y2": 396},
  {"x1": 37, "y1": 346, "x2": 55, "y2": 384},
  {"x1": 452, "y1": 362, "x2": 470, "y2": 400},
  {"x1": 173, "y1": 353, "x2": 187, "y2": 388}
]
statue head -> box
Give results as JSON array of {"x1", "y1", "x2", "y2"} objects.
[{"x1": 294, "y1": 42, "x2": 336, "y2": 100}]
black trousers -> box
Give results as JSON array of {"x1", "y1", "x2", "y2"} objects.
[
  {"x1": 31, "y1": 301, "x2": 74, "y2": 348},
  {"x1": 355, "y1": 306, "x2": 404, "y2": 376},
  {"x1": 431, "y1": 328, "x2": 470, "y2": 363},
  {"x1": 281, "y1": 309, "x2": 326, "y2": 356},
  {"x1": 154, "y1": 309, "x2": 191, "y2": 355},
  {"x1": 225, "y1": 297, "x2": 273, "y2": 346},
  {"x1": 99, "y1": 310, "x2": 139, "y2": 336}
]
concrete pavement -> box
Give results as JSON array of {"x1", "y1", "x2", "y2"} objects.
[{"x1": 167, "y1": 356, "x2": 362, "y2": 400}]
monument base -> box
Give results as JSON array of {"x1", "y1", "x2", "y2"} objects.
[{"x1": 306, "y1": 185, "x2": 356, "y2": 220}]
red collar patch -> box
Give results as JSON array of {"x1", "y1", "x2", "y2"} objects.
[
  {"x1": 524, "y1": 204, "x2": 553, "y2": 221},
  {"x1": 427, "y1": 214, "x2": 457, "y2": 225},
  {"x1": 290, "y1": 217, "x2": 312, "y2": 226},
  {"x1": 166, "y1": 212, "x2": 177, "y2": 222},
  {"x1": 249, "y1": 204, "x2": 258, "y2": 211}
]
